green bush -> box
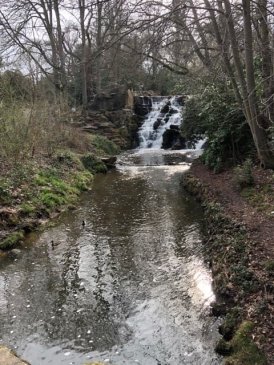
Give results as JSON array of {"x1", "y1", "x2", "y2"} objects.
[
  {"x1": 53, "y1": 150, "x2": 83, "y2": 169},
  {"x1": 233, "y1": 159, "x2": 254, "y2": 191},
  {"x1": 81, "y1": 154, "x2": 107, "y2": 174},
  {"x1": 181, "y1": 83, "x2": 255, "y2": 171},
  {"x1": 90, "y1": 135, "x2": 120, "y2": 156}
]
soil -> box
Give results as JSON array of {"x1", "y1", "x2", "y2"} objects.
[{"x1": 188, "y1": 161, "x2": 274, "y2": 364}]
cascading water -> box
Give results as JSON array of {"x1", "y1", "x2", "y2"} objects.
[{"x1": 138, "y1": 96, "x2": 184, "y2": 149}]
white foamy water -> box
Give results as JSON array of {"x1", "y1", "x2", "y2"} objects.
[{"x1": 138, "y1": 96, "x2": 183, "y2": 149}]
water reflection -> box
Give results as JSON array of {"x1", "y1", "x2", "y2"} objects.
[{"x1": 0, "y1": 150, "x2": 220, "y2": 365}]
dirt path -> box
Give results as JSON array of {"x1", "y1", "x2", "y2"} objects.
[{"x1": 187, "y1": 161, "x2": 274, "y2": 364}]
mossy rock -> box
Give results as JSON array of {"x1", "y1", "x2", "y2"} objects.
[
  {"x1": 219, "y1": 308, "x2": 241, "y2": 341},
  {"x1": 224, "y1": 321, "x2": 267, "y2": 365},
  {"x1": 0, "y1": 231, "x2": 24, "y2": 250},
  {"x1": 215, "y1": 338, "x2": 233, "y2": 356},
  {"x1": 81, "y1": 154, "x2": 107, "y2": 174}
]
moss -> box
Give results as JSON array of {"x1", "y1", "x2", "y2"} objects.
[
  {"x1": 0, "y1": 231, "x2": 24, "y2": 250},
  {"x1": 0, "y1": 148, "x2": 94, "y2": 251},
  {"x1": 225, "y1": 321, "x2": 267, "y2": 365},
  {"x1": 81, "y1": 154, "x2": 107, "y2": 174}
]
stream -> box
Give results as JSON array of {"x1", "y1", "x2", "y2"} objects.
[
  {"x1": 0, "y1": 98, "x2": 221, "y2": 365},
  {"x1": 0, "y1": 149, "x2": 221, "y2": 365}
]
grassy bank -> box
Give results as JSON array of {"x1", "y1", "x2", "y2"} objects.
[
  {"x1": 182, "y1": 164, "x2": 271, "y2": 365},
  {"x1": 0, "y1": 137, "x2": 120, "y2": 251}
]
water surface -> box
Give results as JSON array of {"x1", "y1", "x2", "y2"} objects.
[{"x1": 0, "y1": 149, "x2": 221, "y2": 365}]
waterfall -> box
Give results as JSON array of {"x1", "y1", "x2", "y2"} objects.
[{"x1": 138, "y1": 96, "x2": 184, "y2": 149}]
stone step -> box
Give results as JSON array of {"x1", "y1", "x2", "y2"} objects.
[{"x1": 0, "y1": 346, "x2": 30, "y2": 365}]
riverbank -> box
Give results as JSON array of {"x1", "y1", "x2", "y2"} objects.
[
  {"x1": 0, "y1": 134, "x2": 119, "y2": 253},
  {"x1": 182, "y1": 160, "x2": 274, "y2": 365}
]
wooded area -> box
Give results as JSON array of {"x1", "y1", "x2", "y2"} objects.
[{"x1": 0, "y1": 0, "x2": 274, "y2": 168}]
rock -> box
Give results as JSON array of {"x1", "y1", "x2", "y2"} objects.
[
  {"x1": 153, "y1": 118, "x2": 162, "y2": 130},
  {"x1": 134, "y1": 96, "x2": 152, "y2": 116},
  {"x1": 8, "y1": 249, "x2": 22, "y2": 259},
  {"x1": 160, "y1": 101, "x2": 171, "y2": 114},
  {"x1": 101, "y1": 156, "x2": 117, "y2": 169},
  {"x1": 162, "y1": 129, "x2": 186, "y2": 149},
  {"x1": 90, "y1": 85, "x2": 128, "y2": 111},
  {"x1": 0, "y1": 250, "x2": 6, "y2": 258},
  {"x1": 210, "y1": 302, "x2": 227, "y2": 317},
  {"x1": 169, "y1": 108, "x2": 177, "y2": 115},
  {"x1": 215, "y1": 338, "x2": 232, "y2": 356},
  {"x1": 176, "y1": 95, "x2": 186, "y2": 105},
  {"x1": 0, "y1": 346, "x2": 30, "y2": 365},
  {"x1": 170, "y1": 124, "x2": 179, "y2": 130},
  {"x1": 125, "y1": 89, "x2": 134, "y2": 109}
]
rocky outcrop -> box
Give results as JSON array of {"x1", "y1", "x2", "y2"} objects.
[
  {"x1": 77, "y1": 110, "x2": 140, "y2": 149},
  {"x1": 0, "y1": 346, "x2": 30, "y2": 365},
  {"x1": 162, "y1": 126, "x2": 186, "y2": 150},
  {"x1": 89, "y1": 85, "x2": 128, "y2": 111},
  {"x1": 134, "y1": 96, "x2": 153, "y2": 116}
]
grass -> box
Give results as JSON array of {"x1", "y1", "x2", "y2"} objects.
[
  {"x1": 0, "y1": 97, "x2": 121, "y2": 251},
  {"x1": 0, "y1": 231, "x2": 24, "y2": 250},
  {"x1": 0, "y1": 152, "x2": 95, "y2": 249},
  {"x1": 241, "y1": 184, "x2": 274, "y2": 216},
  {"x1": 264, "y1": 260, "x2": 274, "y2": 273}
]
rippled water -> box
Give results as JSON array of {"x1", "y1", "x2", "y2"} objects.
[{"x1": 0, "y1": 149, "x2": 221, "y2": 365}]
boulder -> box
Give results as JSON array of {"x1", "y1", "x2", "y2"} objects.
[
  {"x1": 8, "y1": 249, "x2": 22, "y2": 259},
  {"x1": 153, "y1": 118, "x2": 162, "y2": 130},
  {"x1": 170, "y1": 124, "x2": 179, "y2": 130},
  {"x1": 101, "y1": 156, "x2": 117, "y2": 169},
  {"x1": 160, "y1": 101, "x2": 171, "y2": 114},
  {"x1": 176, "y1": 95, "x2": 186, "y2": 105},
  {"x1": 169, "y1": 108, "x2": 178, "y2": 115},
  {"x1": 162, "y1": 128, "x2": 186, "y2": 149}
]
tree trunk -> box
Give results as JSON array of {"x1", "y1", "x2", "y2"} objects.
[
  {"x1": 79, "y1": 0, "x2": 88, "y2": 108},
  {"x1": 242, "y1": 0, "x2": 274, "y2": 168},
  {"x1": 96, "y1": 1, "x2": 103, "y2": 94}
]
